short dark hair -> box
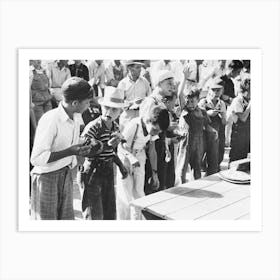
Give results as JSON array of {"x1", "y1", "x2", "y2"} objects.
[
  {"x1": 62, "y1": 77, "x2": 93, "y2": 103},
  {"x1": 228, "y1": 60, "x2": 244, "y2": 71},
  {"x1": 185, "y1": 87, "x2": 200, "y2": 100},
  {"x1": 146, "y1": 106, "x2": 170, "y2": 131}
]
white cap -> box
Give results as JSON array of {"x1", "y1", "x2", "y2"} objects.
[{"x1": 156, "y1": 70, "x2": 174, "y2": 86}]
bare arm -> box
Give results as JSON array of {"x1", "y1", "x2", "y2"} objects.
[{"x1": 236, "y1": 102, "x2": 251, "y2": 122}]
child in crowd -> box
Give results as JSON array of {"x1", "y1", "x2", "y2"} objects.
[
  {"x1": 199, "y1": 78, "x2": 227, "y2": 174},
  {"x1": 163, "y1": 91, "x2": 180, "y2": 188},
  {"x1": 78, "y1": 86, "x2": 128, "y2": 220},
  {"x1": 227, "y1": 77, "x2": 251, "y2": 163},
  {"x1": 30, "y1": 77, "x2": 93, "y2": 220},
  {"x1": 176, "y1": 87, "x2": 218, "y2": 183},
  {"x1": 81, "y1": 96, "x2": 101, "y2": 126},
  {"x1": 116, "y1": 106, "x2": 170, "y2": 220}
]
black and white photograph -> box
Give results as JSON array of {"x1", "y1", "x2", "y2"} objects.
[{"x1": 18, "y1": 49, "x2": 261, "y2": 230}]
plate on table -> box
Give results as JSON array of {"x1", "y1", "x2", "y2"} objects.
[{"x1": 218, "y1": 169, "x2": 251, "y2": 184}]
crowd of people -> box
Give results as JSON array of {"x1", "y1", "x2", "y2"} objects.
[{"x1": 29, "y1": 59, "x2": 251, "y2": 220}]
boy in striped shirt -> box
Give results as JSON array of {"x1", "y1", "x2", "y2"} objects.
[{"x1": 79, "y1": 87, "x2": 127, "y2": 220}]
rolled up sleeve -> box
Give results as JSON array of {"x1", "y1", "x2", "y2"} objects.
[{"x1": 30, "y1": 116, "x2": 56, "y2": 166}]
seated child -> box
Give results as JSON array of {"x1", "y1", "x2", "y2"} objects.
[
  {"x1": 78, "y1": 86, "x2": 128, "y2": 220},
  {"x1": 116, "y1": 105, "x2": 170, "y2": 220},
  {"x1": 176, "y1": 87, "x2": 218, "y2": 183}
]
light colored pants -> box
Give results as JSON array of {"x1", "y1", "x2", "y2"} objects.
[{"x1": 116, "y1": 150, "x2": 146, "y2": 220}]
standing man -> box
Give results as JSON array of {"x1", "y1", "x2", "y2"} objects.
[
  {"x1": 140, "y1": 70, "x2": 176, "y2": 191},
  {"x1": 47, "y1": 60, "x2": 71, "y2": 107},
  {"x1": 87, "y1": 60, "x2": 106, "y2": 97},
  {"x1": 69, "y1": 60, "x2": 89, "y2": 81},
  {"x1": 30, "y1": 77, "x2": 93, "y2": 220},
  {"x1": 30, "y1": 60, "x2": 53, "y2": 123},
  {"x1": 105, "y1": 60, "x2": 126, "y2": 87},
  {"x1": 117, "y1": 60, "x2": 151, "y2": 132}
]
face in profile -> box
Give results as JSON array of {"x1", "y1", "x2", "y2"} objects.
[
  {"x1": 73, "y1": 98, "x2": 90, "y2": 114},
  {"x1": 231, "y1": 68, "x2": 242, "y2": 79},
  {"x1": 159, "y1": 78, "x2": 175, "y2": 97}
]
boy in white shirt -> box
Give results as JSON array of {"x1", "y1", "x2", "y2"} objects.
[
  {"x1": 30, "y1": 77, "x2": 93, "y2": 220},
  {"x1": 116, "y1": 106, "x2": 170, "y2": 220}
]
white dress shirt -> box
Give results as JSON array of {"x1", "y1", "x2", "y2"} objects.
[
  {"x1": 31, "y1": 103, "x2": 84, "y2": 174},
  {"x1": 117, "y1": 76, "x2": 151, "y2": 102}
]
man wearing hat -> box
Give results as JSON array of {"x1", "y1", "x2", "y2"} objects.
[
  {"x1": 139, "y1": 70, "x2": 176, "y2": 191},
  {"x1": 30, "y1": 77, "x2": 93, "y2": 220},
  {"x1": 199, "y1": 78, "x2": 227, "y2": 174},
  {"x1": 79, "y1": 86, "x2": 127, "y2": 220},
  {"x1": 117, "y1": 60, "x2": 151, "y2": 132}
]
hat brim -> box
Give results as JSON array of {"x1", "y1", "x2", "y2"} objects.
[
  {"x1": 126, "y1": 62, "x2": 145, "y2": 66},
  {"x1": 98, "y1": 98, "x2": 127, "y2": 108},
  {"x1": 210, "y1": 85, "x2": 223, "y2": 89}
]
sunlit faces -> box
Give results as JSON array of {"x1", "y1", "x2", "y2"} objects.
[
  {"x1": 101, "y1": 105, "x2": 122, "y2": 122},
  {"x1": 128, "y1": 64, "x2": 142, "y2": 81},
  {"x1": 185, "y1": 96, "x2": 199, "y2": 111},
  {"x1": 158, "y1": 78, "x2": 175, "y2": 96}
]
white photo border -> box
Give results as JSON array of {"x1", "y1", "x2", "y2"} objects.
[{"x1": 19, "y1": 48, "x2": 262, "y2": 232}]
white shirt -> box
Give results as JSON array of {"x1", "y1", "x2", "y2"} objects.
[
  {"x1": 139, "y1": 88, "x2": 166, "y2": 118},
  {"x1": 87, "y1": 61, "x2": 106, "y2": 88},
  {"x1": 31, "y1": 103, "x2": 84, "y2": 174},
  {"x1": 118, "y1": 76, "x2": 151, "y2": 102},
  {"x1": 227, "y1": 94, "x2": 249, "y2": 123}
]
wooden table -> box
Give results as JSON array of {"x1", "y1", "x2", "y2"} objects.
[{"x1": 130, "y1": 174, "x2": 250, "y2": 220}]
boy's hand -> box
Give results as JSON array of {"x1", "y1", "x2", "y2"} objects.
[
  {"x1": 183, "y1": 66, "x2": 192, "y2": 80},
  {"x1": 151, "y1": 172, "x2": 160, "y2": 191},
  {"x1": 69, "y1": 144, "x2": 91, "y2": 156},
  {"x1": 107, "y1": 136, "x2": 122, "y2": 148},
  {"x1": 207, "y1": 109, "x2": 219, "y2": 117}
]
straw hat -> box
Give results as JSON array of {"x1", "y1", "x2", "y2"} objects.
[{"x1": 98, "y1": 87, "x2": 126, "y2": 108}]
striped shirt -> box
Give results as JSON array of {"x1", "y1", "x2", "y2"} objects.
[{"x1": 81, "y1": 116, "x2": 119, "y2": 162}]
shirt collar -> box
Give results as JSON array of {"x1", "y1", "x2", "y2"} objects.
[{"x1": 58, "y1": 103, "x2": 72, "y2": 122}]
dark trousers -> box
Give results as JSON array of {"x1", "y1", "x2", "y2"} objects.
[
  {"x1": 80, "y1": 163, "x2": 116, "y2": 220},
  {"x1": 203, "y1": 131, "x2": 219, "y2": 176},
  {"x1": 229, "y1": 121, "x2": 250, "y2": 163},
  {"x1": 177, "y1": 134, "x2": 204, "y2": 183},
  {"x1": 155, "y1": 139, "x2": 168, "y2": 190},
  {"x1": 166, "y1": 143, "x2": 175, "y2": 189}
]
